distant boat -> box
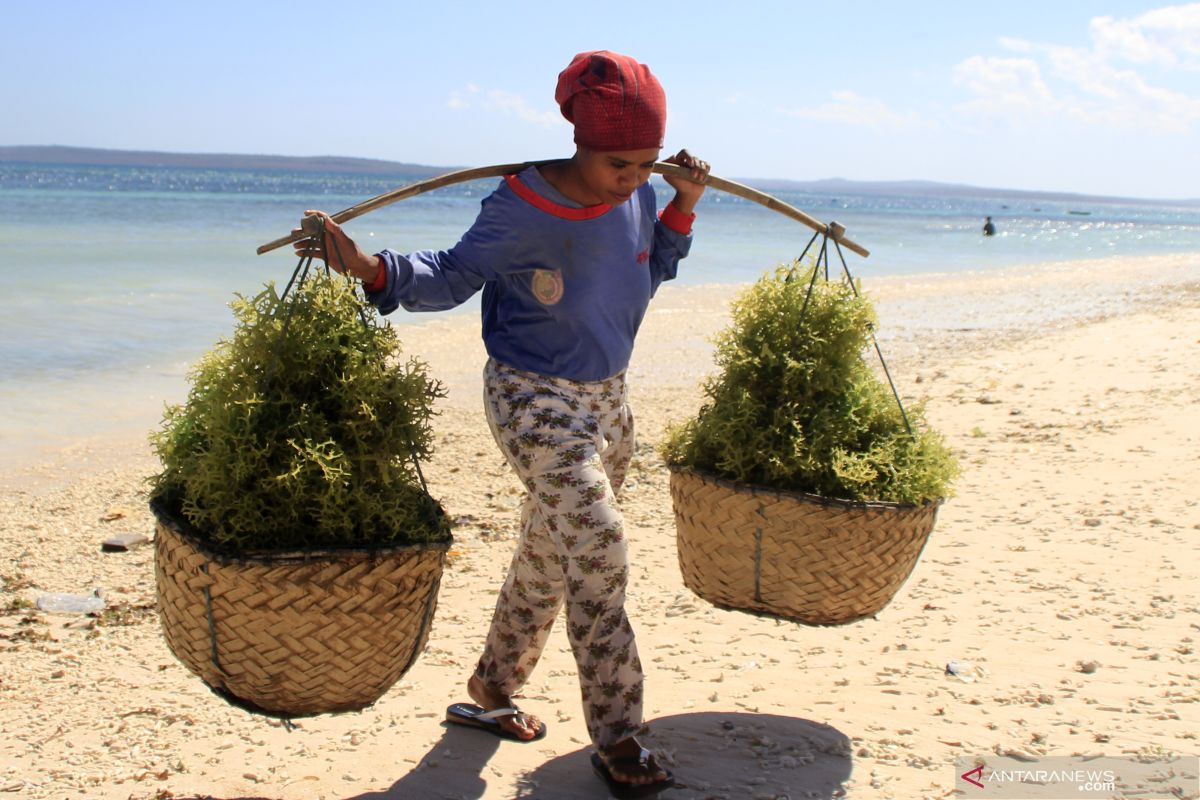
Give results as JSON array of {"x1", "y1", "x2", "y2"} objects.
[{"x1": 1068, "y1": 210, "x2": 1091, "y2": 215}]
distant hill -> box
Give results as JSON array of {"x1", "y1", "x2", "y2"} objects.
[
  {"x1": 0, "y1": 145, "x2": 454, "y2": 178},
  {"x1": 2, "y1": 145, "x2": 1196, "y2": 206},
  {"x1": 748, "y1": 176, "x2": 1199, "y2": 207}
]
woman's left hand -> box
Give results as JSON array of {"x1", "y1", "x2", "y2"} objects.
[{"x1": 662, "y1": 149, "x2": 710, "y2": 214}]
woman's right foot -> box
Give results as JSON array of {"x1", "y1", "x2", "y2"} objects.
[{"x1": 466, "y1": 673, "x2": 543, "y2": 741}]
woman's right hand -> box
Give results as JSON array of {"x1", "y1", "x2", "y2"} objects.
[{"x1": 291, "y1": 211, "x2": 379, "y2": 282}]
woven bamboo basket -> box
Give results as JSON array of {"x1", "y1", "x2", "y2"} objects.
[
  {"x1": 669, "y1": 467, "x2": 939, "y2": 625},
  {"x1": 152, "y1": 501, "x2": 451, "y2": 717}
]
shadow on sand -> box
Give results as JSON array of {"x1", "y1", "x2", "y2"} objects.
[{"x1": 350, "y1": 711, "x2": 852, "y2": 799}]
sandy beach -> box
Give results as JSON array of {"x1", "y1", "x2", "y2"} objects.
[{"x1": 1, "y1": 253, "x2": 1197, "y2": 799}]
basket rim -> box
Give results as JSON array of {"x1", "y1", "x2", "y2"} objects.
[
  {"x1": 667, "y1": 465, "x2": 944, "y2": 513},
  {"x1": 151, "y1": 498, "x2": 453, "y2": 568}
]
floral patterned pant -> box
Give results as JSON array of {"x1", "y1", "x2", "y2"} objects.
[{"x1": 474, "y1": 358, "x2": 643, "y2": 749}]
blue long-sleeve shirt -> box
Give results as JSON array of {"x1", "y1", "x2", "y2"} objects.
[{"x1": 366, "y1": 165, "x2": 693, "y2": 382}]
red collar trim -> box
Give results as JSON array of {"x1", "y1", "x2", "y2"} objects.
[{"x1": 504, "y1": 174, "x2": 612, "y2": 221}]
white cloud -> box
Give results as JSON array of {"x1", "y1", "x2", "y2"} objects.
[
  {"x1": 1053, "y1": 50, "x2": 1200, "y2": 130},
  {"x1": 1090, "y1": 3, "x2": 1200, "y2": 68},
  {"x1": 955, "y1": 4, "x2": 1200, "y2": 131},
  {"x1": 779, "y1": 90, "x2": 930, "y2": 129},
  {"x1": 953, "y1": 56, "x2": 1058, "y2": 115},
  {"x1": 998, "y1": 36, "x2": 1034, "y2": 53},
  {"x1": 484, "y1": 90, "x2": 564, "y2": 128},
  {"x1": 445, "y1": 85, "x2": 564, "y2": 129}
]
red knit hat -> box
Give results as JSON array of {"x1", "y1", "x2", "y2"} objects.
[{"x1": 555, "y1": 51, "x2": 666, "y2": 152}]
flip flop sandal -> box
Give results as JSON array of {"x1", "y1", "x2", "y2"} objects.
[
  {"x1": 591, "y1": 748, "x2": 675, "y2": 799},
  {"x1": 444, "y1": 702, "x2": 547, "y2": 742}
]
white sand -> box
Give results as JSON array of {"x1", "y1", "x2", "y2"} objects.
[{"x1": 0, "y1": 253, "x2": 1196, "y2": 799}]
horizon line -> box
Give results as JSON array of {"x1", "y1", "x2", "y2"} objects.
[{"x1": 1, "y1": 144, "x2": 1197, "y2": 206}]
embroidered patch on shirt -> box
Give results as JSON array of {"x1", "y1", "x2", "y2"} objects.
[{"x1": 531, "y1": 269, "x2": 564, "y2": 305}]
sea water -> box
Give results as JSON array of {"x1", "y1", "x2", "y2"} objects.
[{"x1": 2, "y1": 162, "x2": 1198, "y2": 465}]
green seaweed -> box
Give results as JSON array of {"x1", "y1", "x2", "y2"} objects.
[
  {"x1": 661, "y1": 261, "x2": 958, "y2": 504},
  {"x1": 149, "y1": 270, "x2": 449, "y2": 550}
]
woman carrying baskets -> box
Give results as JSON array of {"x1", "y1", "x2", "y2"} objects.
[{"x1": 294, "y1": 50, "x2": 708, "y2": 798}]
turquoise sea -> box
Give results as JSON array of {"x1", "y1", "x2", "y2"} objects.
[{"x1": 2, "y1": 161, "x2": 1199, "y2": 465}]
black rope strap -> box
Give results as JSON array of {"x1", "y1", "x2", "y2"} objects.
[
  {"x1": 792, "y1": 227, "x2": 915, "y2": 437},
  {"x1": 265, "y1": 218, "x2": 432, "y2": 497},
  {"x1": 831, "y1": 237, "x2": 913, "y2": 436}
]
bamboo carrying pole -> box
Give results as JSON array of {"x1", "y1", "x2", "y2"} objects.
[{"x1": 256, "y1": 161, "x2": 870, "y2": 259}]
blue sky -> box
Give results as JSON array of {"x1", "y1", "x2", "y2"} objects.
[{"x1": 4, "y1": 1, "x2": 1198, "y2": 199}]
